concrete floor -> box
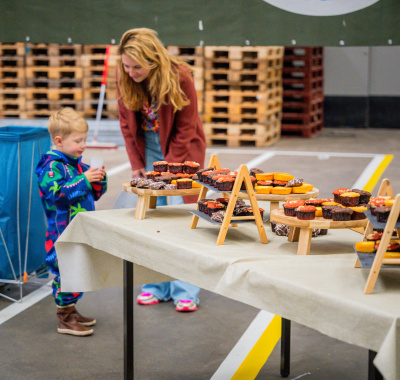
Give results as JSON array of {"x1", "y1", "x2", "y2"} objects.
[{"x1": 1, "y1": 125, "x2": 399, "y2": 379}]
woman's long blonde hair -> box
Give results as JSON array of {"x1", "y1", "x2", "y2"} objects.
[{"x1": 118, "y1": 28, "x2": 191, "y2": 112}]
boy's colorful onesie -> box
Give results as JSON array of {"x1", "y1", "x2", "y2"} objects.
[{"x1": 36, "y1": 150, "x2": 107, "y2": 306}]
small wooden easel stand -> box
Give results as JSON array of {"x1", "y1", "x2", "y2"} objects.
[
  {"x1": 354, "y1": 179, "x2": 400, "y2": 294},
  {"x1": 190, "y1": 155, "x2": 268, "y2": 245}
]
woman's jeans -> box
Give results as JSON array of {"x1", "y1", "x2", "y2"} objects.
[{"x1": 142, "y1": 130, "x2": 200, "y2": 304}]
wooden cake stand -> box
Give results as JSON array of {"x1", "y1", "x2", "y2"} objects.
[
  {"x1": 123, "y1": 182, "x2": 201, "y2": 219},
  {"x1": 270, "y1": 208, "x2": 368, "y2": 255},
  {"x1": 239, "y1": 188, "x2": 320, "y2": 214}
]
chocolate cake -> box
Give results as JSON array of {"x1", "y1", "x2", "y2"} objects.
[
  {"x1": 375, "y1": 206, "x2": 392, "y2": 223},
  {"x1": 331, "y1": 207, "x2": 353, "y2": 221},
  {"x1": 351, "y1": 189, "x2": 371, "y2": 205},
  {"x1": 286, "y1": 177, "x2": 303, "y2": 187},
  {"x1": 153, "y1": 161, "x2": 168, "y2": 173},
  {"x1": 149, "y1": 181, "x2": 166, "y2": 190}
]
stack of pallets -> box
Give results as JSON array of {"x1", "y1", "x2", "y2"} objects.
[
  {"x1": 202, "y1": 46, "x2": 283, "y2": 147},
  {"x1": 25, "y1": 43, "x2": 83, "y2": 118},
  {"x1": 282, "y1": 47, "x2": 324, "y2": 137},
  {"x1": 82, "y1": 45, "x2": 119, "y2": 120},
  {"x1": 167, "y1": 46, "x2": 204, "y2": 115},
  {"x1": 0, "y1": 43, "x2": 26, "y2": 118}
]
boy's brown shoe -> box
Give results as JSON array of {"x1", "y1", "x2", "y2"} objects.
[{"x1": 56, "y1": 305, "x2": 93, "y2": 336}]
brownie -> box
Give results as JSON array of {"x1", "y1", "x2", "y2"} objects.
[
  {"x1": 240, "y1": 176, "x2": 257, "y2": 190},
  {"x1": 286, "y1": 177, "x2": 303, "y2": 187},
  {"x1": 137, "y1": 179, "x2": 154, "y2": 188},
  {"x1": 235, "y1": 199, "x2": 246, "y2": 208},
  {"x1": 145, "y1": 171, "x2": 159, "y2": 180},
  {"x1": 216, "y1": 177, "x2": 235, "y2": 191},
  {"x1": 168, "y1": 163, "x2": 184, "y2": 174},
  {"x1": 333, "y1": 188, "x2": 350, "y2": 203},
  {"x1": 351, "y1": 189, "x2": 371, "y2": 205},
  {"x1": 216, "y1": 198, "x2": 230, "y2": 208},
  {"x1": 153, "y1": 161, "x2": 168, "y2": 173},
  {"x1": 350, "y1": 207, "x2": 367, "y2": 220},
  {"x1": 275, "y1": 224, "x2": 290, "y2": 236},
  {"x1": 130, "y1": 177, "x2": 141, "y2": 187},
  {"x1": 257, "y1": 180, "x2": 273, "y2": 187},
  {"x1": 250, "y1": 168, "x2": 264, "y2": 176},
  {"x1": 375, "y1": 206, "x2": 392, "y2": 223},
  {"x1": 154, "y1": 175, "x2": 172, "y2": 184},
  {"x1": 197, "y1": 199, "x2": 213, "y2": 213},
  {"x1": 149, "y1": 181, "x2": 166, "y2": 190},
  {"x1": 331, "y1": 207, "x2": 353, "y2": 221},
  {"x1": 244, "y1": 208, "x2": 264, "y2": 220},
  {"x1": 305, "y1": 199, "x2": 325, "y2": 207},
  {"x1": 196, "y1": 167, "x2": 214, "y2": 182},
  {"x1": 319, "y1": 229, "x2": 328, "y2": 236},
  {"x1": 163, "y1": 184, "x2": 177, "y2": 190},
  {"x1": 207, "y1": 202, "x2": 225, "y2": 217},
  {"x1": 322, "y1": 205, "x2": 341, "y2": 219},
  {"x1": 211, "y1": 210, "x2": 226, "y2": 223},
  {"x1": 340, "y1": 192, "x2": 360, "y2": 207}
]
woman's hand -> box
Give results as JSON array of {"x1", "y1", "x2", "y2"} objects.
[
  {"x1": 132, "y1": 168, "x2": 146, "y2": 178},
  {"x1": 84, "y1": 168, "x2": 105, "y2": 183}
]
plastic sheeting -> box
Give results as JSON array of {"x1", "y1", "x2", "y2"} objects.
[{"x1": 0, "y1": 126, "x2": 50, "y2": 280}]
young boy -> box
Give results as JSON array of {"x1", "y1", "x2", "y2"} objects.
[{"x1": 36, "y1": 107, "x2": 107, "y2": 337}]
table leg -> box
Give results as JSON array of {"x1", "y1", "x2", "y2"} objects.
[
  {"x1": 288, "y1": 226, "x2": 300, "y2": 242},
  {"x1": 124, "y1": 260, "x2": 134, "y2": 380},
  {"x1": 270, "y1": 201, "x2": 279, "y2": 214},
  {"x1": 368, "y1": 350, "x2": 383, "y2": 380},
  {"x1": 135, "y1": 195, "x2": 150, "y2": 220},
  {"x1": 149, "y1": 196, "x2": 157, "y2": 209},
  {"x1": 297, "y1": 228, "x2": 312, "y2": 255},
  {"x1": 280, "y1": 318, "x2": 291, "y2": 378}
]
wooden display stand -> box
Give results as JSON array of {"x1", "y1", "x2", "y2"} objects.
[
  {"x1": 123, "y1": 182, "x2": 201, "y2": 220},
  {"x1": 354, "y1": 179, "x2": 400, "y2": 294},
  {"x1": 190, "y1": 155, "x2": 268, "y2": 245},
  {"x1": 271, "y1": 208, "x2": 368, "y2": 255}
]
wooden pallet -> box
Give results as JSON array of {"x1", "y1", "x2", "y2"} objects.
[
  {"x1": 0, "y1": 43, "x2": 25, "y2": 56},
  {"x1": 206, "y1": 121, "x2": 281, "y2": 147},
  {"x1": 26, "y1": 55, "x2": 82, "y2": 67},
  {"x1": 283, "y1": 98, "x2": 323, "y2": 114},
  {"x1": 205, "y1": 79, "x2": 281, "y2": 92},
  {"x1": 80, "y1": 54, "x2": 118, "y2": 68},
  {"x1": 205, "y1": 68, "x2": 282, "y2": 83},
  {"x1": 25, "y1": 88, "x2": 83, "y2": 100},
  {"x1": 205, "y1": 88, "x2": 282, "y2": 104},
  {"x1": 83, "y1": 99, "x2": 118, "y2": 112},
  {"x1": 82, "y1": 45, "x2": 119, "y2": 55},
  {"x1": 281, "y1": 120, "x2": 323, "y2": 138},
  {"x1": 205, "y1": 58, "x2": 283, "y2": 71},
  {"x1": 283, "y1": 66, "x2": 323, "y2": 81},
  {"x1": 26, "y1": 43, "x2": 83, "y2": 57},
  {"x1": 283, "y1": 77, "x2": 323, "y2": 92},
  {"x1": 205, "y1": 46, "x2": 284, "y2": 60},
  {"x1": 25, "y1": 100, "x2": 84, "y2": 111},
  {"x1": 26, "y1": 67, "x2": 83, "y2": 80},
  {"x1": 204, "y1": 121, "x2": 280, "y2": 137},
  {"x1": 26, "y1": 78, "x2": 82, "y2": 89},
  {"x1": 83, "y1": 108, "x2": 119, "y2": 119},
  {"x1": 0, "y1": 56, "x2": 24, "y2": 68},
  {"x1": 204, "y1": 106, "x2": 282, "y2": 124},
  {"x1": 83, "y1": 88, "x2": 117, "y2": 101},
  {"x1": 167, "y1": 46, "x2": 204, "y2": 57},
  {"x1": 24, "y1": 109, "x2": 84, "y2": 118},
  {"x1": 0, "y1": 99, "x2": 26, "y2": 111},
  {"x1": 0, "y1": 88, "x2": 26, "y2": 100}
]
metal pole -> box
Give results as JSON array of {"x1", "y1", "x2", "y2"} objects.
[
  {"x1": 280, "y1": 318, "x2": 291, "y2": 377},
  {"x1": 124, "y1": 260, "x2": 134, "y2": 380}
]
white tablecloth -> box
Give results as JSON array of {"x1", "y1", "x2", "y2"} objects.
[{"x1": 56, "y1": 205, "x2": 400, "y2": 380}]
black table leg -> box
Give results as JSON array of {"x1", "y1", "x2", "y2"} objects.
[
  {"x1": 368, "y1": 350, "x2": 383, "y2": 380},
  {"x1": 124, "y1": 260, "x2": 134, "y2": 380},
  {"x1": 280, "y1": 318, "x2": 291, "y2": 378}
]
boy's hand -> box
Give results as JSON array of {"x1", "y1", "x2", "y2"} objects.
[
  {"x1": 132, "y1": 168, "x2": 146, "y2": 178},
  {"x1": 84, "y1": 167, "x2": 105, "y2": 183}
]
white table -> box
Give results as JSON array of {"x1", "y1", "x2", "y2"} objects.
[{"x1": 56, "y1": 205, "x2": 400, "y2": 380}]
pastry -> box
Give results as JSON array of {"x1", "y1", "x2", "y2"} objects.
[
  {"x1": 154, "y1": 175, "x2": 172, "y2": 184},
  {"x1": 255, "y1": 186, "x2": 273, "y2": 194},
  {"x1": 286, "y1": 177, "x2": 303, "y2": 187},
  {"x1": 273, "y1": 180, "x2": 288, "y2": 187},
  {"x1": 183, "y1": 161, "x2": 200, "y2": 174},
  {"x1": 332, "y1": 188, "x2": 350, "y2": 203},
  {"x1": 315, "y1": 207, "x2": 323, "y2": 217},
  {"x1": 216, "y1": 176, "x2": 236, "y2": 191},
  {"x1": 168, "y1": 162, "x2": 184, "y2": 174},
  {"x1": 331, "y1": 207, "x2": 353, "y2": 221},
  {"x1": 366, "y1": 232, "x2": 383, "y2": 241},
  {"x1": 275, "y1": 224, "x2": 290, "y2": 236},
  {"x1": 255, "y1": 173, "x2": 274, "y2": 181},
  {"x1": 130, "y1": 177, "x2": 141, "y2": 187},
  {"x1": 145, "y1": 171, "x2": 159, "y2": 180},
  {"x1": 340, "y1": 192, "x2": 360, "y2": 207},
  {"x1": 207, "y1": 201, "x2": 225, "y2": 217},
  {"x1": 216, "y1": 198, "x2": 230, "y2": 208},
  {"x1": 153, "y1": 161, "x2": 168, "y2": 173},
  {"x1": 257, "y1": 180, "x2": 274, "y2": 187},
  {"x1": 291, "y1": 183, "x2": 313, "y2": 194},
  {"x1": 355, "y1": 241, "x2": 375, "y2": 253},
  {"x1": 322, "y1": 205, "x2": 341, "y2": 219},
  {"x1": 250, "y1": 168, "x2": 264, "y2": 176},
  {"x1": 197, "y1": 199, "x2": 213, "y2": 213},
  {"x1": 211, "y1": 210, "x2": 226, "y2": 223},
  {"x1": 349, "y1": 206, "x2": 367, "y2": 220},
  {"x1": 274, "y1": 173, "x2": 294, "y2": 181},
  {"x1": 283, "y1": 201, "x2": 303, "y2": 216},
  {"x1": 305, "y1": 199, "x2": 325, "y2": 207},
  {"x1": 137, "y1": 179, "x2": 154, "y2": 188},
  {"x1": 240, "y1": 176, "x2": 257, "y2": 190},
  {"x1": 296, "y1": 205, "x2": 316, "y2": 220},
  {"x1": 196, "y1": 167, "x2": 214, "y2": 182},
  {"x1": 163, "y1": 184, "x2": 177, "y2": 190},
  {"x1": 271, "y1": 187, "x2": 291, "y2": 195},
  {"x1": 351, "y1": 189, "x2": 371, "y2": 205},
  {"x1": 149, "y1": 181, "x2": 166, "y2": 190}
]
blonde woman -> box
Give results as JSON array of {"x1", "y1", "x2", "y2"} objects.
[{"x1": 117, "y1": 28, "x2": 206, "y2": 312}]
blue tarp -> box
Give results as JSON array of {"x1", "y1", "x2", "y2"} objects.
[{"x1": 0, "y1": 126, "x2": 50, "y2": 280}]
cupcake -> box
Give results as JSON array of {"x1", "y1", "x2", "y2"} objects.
[
  {"x1": 176, "y1": 178, "x2": 193, "y2": 189},
  {"x1": 296, "y1": 205, "x2": 316, "y2": 220},
  {"x1": 244, "y1": 208, "x2": 264, "y2": 219},
  {"x1": 322, "y1": 205, "x2": 341, "y2": 219},
  {"x1": 333, "y1": 188, "x2": 350, "y2": 203},
  {"x1": 153, "y1": 161, "x2": 168, "y2": 173},
  {"x1": 216, "y1": 198, "x2": 230, "y2": 208},
  {"x1": 351, "y1": 189, "x2": 371, "y2": 205},
  {"x1": 285, "y1": 199, "x2": 306, "y2": 206},
  {"x1": 154, "y1": 175, "x2": 172, "y2": 184},
  {"x1": 283, "y1": 201, "x2": 303, "y2": 216},
  {"x1": 375, "y1": 206, "x2": 392, "y2": 223},
  {"x1": 145, "y1": 171, "x2": 160, "y2": 180},
  {"x1": 340, "y1": 192, "x2": 360, "y2": 207},
  {"x1": 305, "y1": 199, "x2": 325, "y2": 207},
  {"x1": 197, "y1": 199, "x2": 211, "y2": 213},
  {"x1": 216, "y1": 176, "x2": 236, "y2": 191},
  {"x1": 349, "y1": 206, "x2": 367, "y2": 220},
  {"x1": 175, "y1": 173, "x2": 191, "y2": 179},
  {"x1": 183, "y1": 161, "x2": 200, "y2": 174},
  {"x1": 241, "y1": 176, "x2": 257, "y2": 190},
  {"x1": 196, "y1": 167, "x2": 214, "y2": 182},
  {"x1": 331, "y1": 207, "x2": 353, "y2": 221},
  {"x1": 168, "y1": 162, "x2": 184, "y2": 174},
  {"x1": 368, "y1": 197, "x2": 388, "y2": 215},
  {"x1": 207, "y1": 201, "x2": 225, "y2": 217}
]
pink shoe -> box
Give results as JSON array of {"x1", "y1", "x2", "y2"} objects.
[
  {"x1": 175, "y1": 300, "x2": 197, "y2": 312},
  {"x1": 137, "y1": 293, "x2": 160, "y2": 305}
]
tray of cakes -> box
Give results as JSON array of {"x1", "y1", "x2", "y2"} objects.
[{"x1": 123, "y1": 160, "x2": 202, "y2": 196}]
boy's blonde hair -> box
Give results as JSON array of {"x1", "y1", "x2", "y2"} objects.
[
  {"x1": 48, "y1": 107, "x2": 88, "y2": 140},
  {"x1": 118, "y1": 28, "x2": 191, "y2": 112}
]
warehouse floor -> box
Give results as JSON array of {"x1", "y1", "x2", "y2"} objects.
[{"x1": 1, "y1": 124, "x2": 400, "y2": 379}]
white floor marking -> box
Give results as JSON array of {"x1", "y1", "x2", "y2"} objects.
[
  {"x1": 351, "y1": 154, "x2": 386, "y2": 189},
  {"x1": 210, "y1": 310, "x2": 276, "y2": 380},
  {"x1": 0, "y1": 280, "x2": 52, "y2": 325},
  {"x1": 106, "y1": 161, "x2": 131, "y2": 177}
]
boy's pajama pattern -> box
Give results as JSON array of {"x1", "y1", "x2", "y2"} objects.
[{"x1": 36, "y1": 151, "x2": 107, "y2": 306}]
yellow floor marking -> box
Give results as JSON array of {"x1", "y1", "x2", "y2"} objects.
[
  {"x1": 363, "y1": 155, "x2": 393, "y2": 193},
  {"x1": 231, "y1": 315, "x2": 282, "y2": 379}
]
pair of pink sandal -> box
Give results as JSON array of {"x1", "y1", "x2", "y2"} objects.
[{"x1": 137, "y1": 293, "x2": 197, "y2": 312}]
